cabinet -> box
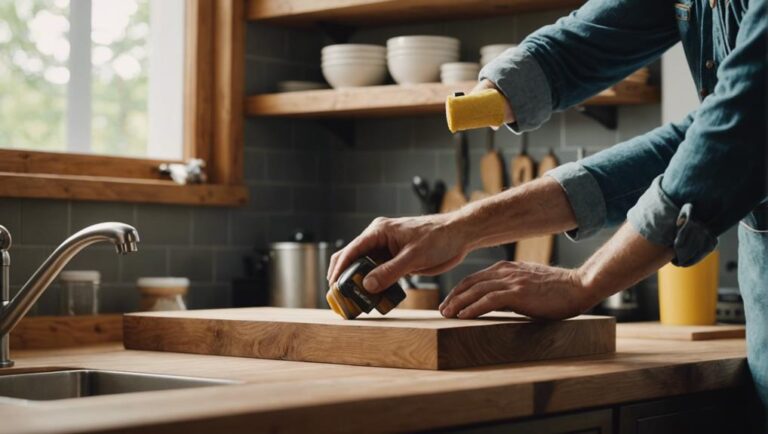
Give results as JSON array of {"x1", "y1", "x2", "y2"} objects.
[{"x1": 431, "y1": 388, "x2": 750, "y2": 434}]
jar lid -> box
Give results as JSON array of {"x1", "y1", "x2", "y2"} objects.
[
  {"x1": 136, "y1": 277, "x2": 190, "y2": 288},
  {"x1": 59, "y1": 270, "x2": 101, "y2": 283}
]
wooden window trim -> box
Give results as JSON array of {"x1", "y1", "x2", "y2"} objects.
[{"x1": 0, "y1": 0, "x2": 247, "y2": 207}]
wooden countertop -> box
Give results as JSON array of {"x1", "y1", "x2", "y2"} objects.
[{"x1": 0, "y1": 331, "x2": 748, "y2": 434}]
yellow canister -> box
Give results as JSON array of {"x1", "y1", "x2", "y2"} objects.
[{"x1": 657, "y1": 250, "x2": 719, "y2": 325}]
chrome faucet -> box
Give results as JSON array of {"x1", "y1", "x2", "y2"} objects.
[{"x1": 0, "y1": 222, "x2": 139, "y2": 368}]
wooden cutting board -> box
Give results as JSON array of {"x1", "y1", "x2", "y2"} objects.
[
  {"x1": 124, "y1": 308, "x2": 616, "y2": 370},
  {"x1": 617, "y1": 322, "x2": 745, "y2": 341}
]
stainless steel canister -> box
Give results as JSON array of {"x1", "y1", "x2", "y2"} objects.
[{"x1": 269, "y1": 242, "x2": 319, "y2": 308}]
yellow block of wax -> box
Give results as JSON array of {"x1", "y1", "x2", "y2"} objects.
[{"x1": 445, "y1": 89, "x2": 506, "y2": 133}]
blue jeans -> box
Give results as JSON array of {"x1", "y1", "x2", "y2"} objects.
[
  {"x1": 739, "y1": 206, "x2": 768, "y2": 427},
  {"x1": 739, "y1": 204, "x2": 768, "y2": 430}
]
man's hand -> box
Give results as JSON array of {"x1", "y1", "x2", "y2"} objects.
[
  {"x1": 327, "y1": 213, "x2": 472, "y2": 293},
  {"x1": 439, "y1": 261, "x2": 595, "y2": 320},
  {"x1": 471, "y1": 79, "x2": 516, "y2": 127}
]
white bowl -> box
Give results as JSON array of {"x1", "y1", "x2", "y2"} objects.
[
  {"x1": 440, "y1": 62, "x2": 480, "y2": 71},
  {"x1": 322, "y1": 59, "x2": 387, "y2": 67},
  {"x1": 322, "y1": 62, "x2": 387, "y2": 88},
  {"x1": 323, "y1": 51, "x2": 385, "y2": 58},
  {"x1": 388, "y1": 36, "x2": 458, "y2": 44},
  {"x1": 387, "y1": 51, "x2": 459, "y2": 60},
  {"x1": 387, "y1": 47, "x2": 459, "y2": 57},
  {"x1": 387, "y1": 35, "x2": 460, "y2": 50},
  {"x1": 322, "y1": 44, "x2": 386, "y2": 55},
  {"x1": 480, "y1": 44, "x2": 516, "y2": 56},
  {"x1": 388, "y1": 55, "x2": 453, "y2": 84}
]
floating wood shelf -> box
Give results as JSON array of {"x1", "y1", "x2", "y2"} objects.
[
  {"x1": 246, "y1": 0, "x2": 583, "y2": 26},
  {"x1": 244, "y1": 80, "x2": 659, "y2": 119}
]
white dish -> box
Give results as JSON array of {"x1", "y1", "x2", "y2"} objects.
[
  {"x1": 440, "y1": 62, "x2": 480, "y2": 71},
  {"x1": 480, "y1": 44, "x2": 516, "y2": 56},
  {"x1": 388, "y1": 55, "x2": 452, "y2": 84},
  {"x1": 322, "y1": 62, "x2": 388, "y2": 88},
  {"x1": 322, "y1": 59, "x2": 387, "y2": 67},
  {"x1": 387, "y1": 35, "x2": 460, "y2": 50},
  {"x1": 322, "y1": 44, "x2": 386, "y2": 55},
  {"x1": 387, "y1": 51, "x2": 459, "y2": 60},
  {"x1": 387, "y1": 48, "x2": 459, "y2": 58}
]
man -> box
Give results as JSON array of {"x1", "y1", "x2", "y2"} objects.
[{"x1": 328, "y1": 0, "x2": 766, "y2": 418}]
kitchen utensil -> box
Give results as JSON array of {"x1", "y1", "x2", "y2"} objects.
[
  {"x1": 470, "y1": 129, "x2": 504, "y2": 202},
  {"x1": 658, "y1": 250, "x2": 719, "y2": 325},
  {"x1": 58, "y1": 270, "x2": 100, "y2": 316},
  {"x1": 616, "y1": 322, "x2": 744, "y2": 341},
  {"x1": 510, "y1": 134, "x2": 534, "y2": 187},
  {"x1": 445, "y1": 90, "x2": 506, "y2": 133},
  {"x1": 136, "y1": 277, "x2": 189, "y2": 311},
  {"x1": 440, "y1": 132, "x2": 469, "y2": 213},
  {"x1": 412, "y1": 176, "x2": 432, "y2": 213},
  {"x1": 124, "y1": 307, "x2": 616, "y2": 370},
  {"x1": 480, "y1": 129, "x2": 505, "y2": 193},
  {"x1": 514, "y1": 149, "x2": 558, "y2": 265},
  {"x1": 326, "y1": 256, "x2": 406, "y2": 319},
  {"x1": 429, "y1": 181, "x2": 446, "y2": 213}
]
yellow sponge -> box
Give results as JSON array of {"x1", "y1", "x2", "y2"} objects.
[{"x1": 445, "y1": 89, "x2": 506, "y2": 133}]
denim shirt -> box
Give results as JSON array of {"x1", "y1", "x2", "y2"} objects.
[{"x1": 480, "y1": 0, "x2": 766, "y2": 266}]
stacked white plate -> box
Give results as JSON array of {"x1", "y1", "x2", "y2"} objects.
[
  {"x1": 387, "y1": 36, "x2": 460, "y2": 84},
  {"x1": 321, "y1": 44, "x2": 387, "y2": 88},
  {"x1": 440, "y1": 62, "x2": 480, "y2": 84},
  {"x1": 480, "y1": 44, "x2": 517, "y2": 66}
]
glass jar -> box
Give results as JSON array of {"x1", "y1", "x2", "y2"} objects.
[
  {"x1": 137, "y1": 277, "x2": 189, "y2": 311},
  {"x1": 59, "y1": 270, "x2": 100, "y2": 315}
]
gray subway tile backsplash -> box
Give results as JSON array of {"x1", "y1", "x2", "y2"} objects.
[{"x1": 0, "y1": 13, "x2": 739, "y2": 316}]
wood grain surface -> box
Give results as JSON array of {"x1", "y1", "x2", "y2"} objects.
[
  {"x1": 123, "y1": 308, "x2": 616, "y2": 370},
  {"x1": 10, "y1": 315, "x2": 123, "y2": 350},
  {"x1": 1, "y1": 335, "x2": 748, "y2": 434},
  {"x1": 616, "y1": 322, "x2": 746, "y2": 341},
  {"x1": 246, "y1": 0, "x2": 583, "y2": 26},
  {"x1": 244, "y1": 81, "x2": 661, "y2": 118}
]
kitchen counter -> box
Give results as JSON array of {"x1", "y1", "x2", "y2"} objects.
[{"x1": 0, "y1": 329, "x2": 748, "y2": 434}]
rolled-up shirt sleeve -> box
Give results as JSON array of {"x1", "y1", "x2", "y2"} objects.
[
  {"x1": 627, "y1": 1, "x2": 766, "y2": 266},
  {"x1": 546, "y1": 115, "x2": 691, "y2": 241},
  {"x1": 479, "y1": 0, "x2": 678, "y2": 132}
]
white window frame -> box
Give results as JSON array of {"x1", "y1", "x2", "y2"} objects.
[{"x1": 64, "y1": 0, "x2": 186, "y2": 159}]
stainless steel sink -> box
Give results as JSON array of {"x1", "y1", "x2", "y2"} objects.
[{"x1": 0, "y1": 370, "x2": 238, "y2": 402}]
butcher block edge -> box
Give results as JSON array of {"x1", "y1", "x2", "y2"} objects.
[{"x1": 123, "y1": 308, "x2": 616, "y2": 370}]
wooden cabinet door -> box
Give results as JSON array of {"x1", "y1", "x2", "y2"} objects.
[
  {"x1": 618, "y1": 389, "x2": 749, "y2": 434},
  {"x1": 438, "y1": 409, "x2": 613, "y2": 434}
]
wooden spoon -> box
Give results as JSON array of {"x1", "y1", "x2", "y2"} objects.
[{"x1": 440, "y1": 132, "x2": 469, "y2": 213}]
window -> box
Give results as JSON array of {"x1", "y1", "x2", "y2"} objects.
[
  {"x1": 0, "y1": 0, "x2": 247, "y2": 207},
  {"x1": 0, "y1": 0, "x2": 185, "y2": 160}
]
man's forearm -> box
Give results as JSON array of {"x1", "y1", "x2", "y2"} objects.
[
  {"x1": 449, "y1": 176, "x2": 577, "y2": 250},
  {"x1": 575, "y1": 223, "x2": 674, "y2": 310}
]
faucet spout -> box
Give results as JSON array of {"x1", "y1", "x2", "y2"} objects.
[{"x1": 0, "y1": 222, "x2": 139, "y2": 338}]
